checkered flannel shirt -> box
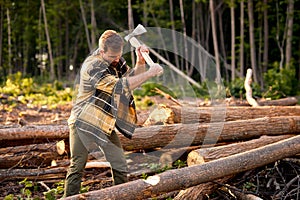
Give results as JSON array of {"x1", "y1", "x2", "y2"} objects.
[{"x1": 69, "y1": 55, "x2": 137, "y2": 143}]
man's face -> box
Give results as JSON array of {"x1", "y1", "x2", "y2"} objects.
[{"x1": 101, "y1": 48, "x2": 122, "y2": 67}]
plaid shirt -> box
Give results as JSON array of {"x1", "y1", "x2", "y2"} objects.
[{"x1": 68, "y1": 55, "x2": 137, "y2": 143}]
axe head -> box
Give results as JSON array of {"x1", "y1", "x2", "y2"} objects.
[{"x1": 125, "y1": 24, "x2": 147, "y2": 42}]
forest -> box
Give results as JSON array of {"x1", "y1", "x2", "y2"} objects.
[
  {"x1": 1, "y1": 0, "x2": 300, "y2": 199},
  {"x1": 0, "y1": 0, "x2": 299, "y2": 99}
]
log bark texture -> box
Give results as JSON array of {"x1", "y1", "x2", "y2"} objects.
[
  {"x1": 63, "y1": 135, "x2": 300, "y2": 200},
  {"x1": 187, "y1": 134, "x2": 294, "y2": 165},
  {"x1": 171, "y1": 105, "x2": 300, "y2": 123},
  {"x1": 1, "y1": 116, "x2": 300, "y2": 150}
]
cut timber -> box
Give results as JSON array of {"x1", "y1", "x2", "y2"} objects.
[
  {"x1": 143, "y1": 104, "x2": 175, "y2": 126},
  {"x1": 0, "y1": 125, "x2": 68, "y2": 147},
  {"x1": 229, "y1": 97, "x2": 298, "y2": 107},
  {"x1": 0, "y1": 141, "x2": 67, "y2": 168},
  {"x1": 120, "y1": 116, "x2": 300, "y2": 150},
  {"x1": 1, "y1": 116, "x2": 300, "y2": 150},
  {"x1": 174, "y1": 177, "x2": 232, "y2": 200},
  {"x1": 244, "y1": 68, "x2": 259, "y2": 107},
  {"x1": 187, "y1": 135, "x2": 294, "y2": 165},
  {"x1": 63, "y1": 135, "x2": 300, "y2": 200},
  {"x1": 0, "y1": 161, "x2": 110, "y2": 181},
  {"x1": 171, "y1": 105, "x2": 300, "y2": 123}
]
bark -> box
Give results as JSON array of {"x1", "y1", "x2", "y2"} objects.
[
  {"x1": 239, "y1": 0, "x2": 245, "y2": 77},
  {"x1": 6, "y1": 8, "x2": 12, "y2": 74},
  {"x1": 187, "y1": 135, "x2": 293, "y2": 166},
  {"x1": 247, "y1": 0, "x2": 258, "y2": 83},
  {"x1": 209, "y1": 0, "x2": 221, "y2": 83},
  {"x1": 169, "y1": 0, "x2": 180, "y2": 69},
  {"x1": 230, "y1": 0, "x2": 235, "y2": 81},
  {"x1": 41, "y1": 0, "x2": 55, "y2": 80},
  {"x1": 79, "y1": 0, "x2": 92, "y2": 52},
  {"x1": 171, "y1": 105, "x2": 300, "y2": 124},
  {"x1": 1, "y1": 116, "x2": 300, "y2": 150},
  {"x1": 0, "y1": 141, "x2": 66, "y2": 168},
  {"x1": 262, "y1": 0, "x2": 269, "y2": 73},
  {"x1": 64, "y1": 135, "x2": 300, "y2": 200},
  {"x1": 174, "y1": 177, "x2": 232, "y2": 200},
  {"x1": 285, "y1": 0, "x2": 294, "y2": 68}
]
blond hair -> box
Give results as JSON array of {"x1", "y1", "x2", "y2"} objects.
[{"x1": 98, "y1": 30, "x2": 123, "y2": 53}]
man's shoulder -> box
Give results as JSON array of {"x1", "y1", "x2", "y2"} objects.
[{"x1": 82, "y1": 56, "x2": 108, "y2": 73}]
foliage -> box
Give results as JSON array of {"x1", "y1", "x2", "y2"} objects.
[
  {"x1": 263, "y1": 64, "x2": 298, "y2": 99},
  {"x1": 226, "y1": 78, "x2": 261, "y2": 99},
  {"x1": 0, "y1": 72, "x2": 73, "y2": 110}
]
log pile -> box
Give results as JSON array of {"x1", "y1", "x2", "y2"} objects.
[{"x1": 0, "y1": 102, "x2": 300, "y2": 199}]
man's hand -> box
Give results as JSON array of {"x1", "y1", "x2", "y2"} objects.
[
  {"x1": 135, "y1": 45, "x2": 149, "y2": 64},
  {"x1": 148, "y1": 63, "x2": 164, "y2": 77}
]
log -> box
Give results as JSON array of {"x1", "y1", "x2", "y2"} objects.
[
  {"x1": 171, "y1": 105, "x2": 300, "y2": 123},
  {"x1": 63, "y1": 135, "x2": 300, "y2": 200},
  {"x1": 228, "y1": 97, "x2": 298, "y2": 107},
  {"x1": 120, "y1": 116, "x2": 300, "y2": 150},
  {"x1": 1, "y1": 116, "x2": 300, "y2": 150},
  {"x1": 0, "y1": 125, "x2": 69, "y2": 147},
  {"x1": 187, "y1": 135, "x2": 294, "y2": 165},
  {"x1": 0, "y1": 160, "x2": 111, "y2": 181},
  {"x1": 0, "y1": 141, "x2": 67, "y2": 168}
]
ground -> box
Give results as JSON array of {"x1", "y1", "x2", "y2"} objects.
[{"x1": 1, "y1": 97, "x2": 300, "y2": 199}]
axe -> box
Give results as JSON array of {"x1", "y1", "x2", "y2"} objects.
[{"x1": 125, "y1": 24, "x2": 155, "y2": 65}]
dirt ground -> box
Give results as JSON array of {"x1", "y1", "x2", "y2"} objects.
[{"x1": 1, "y1": 97, "x2": 300, "y2": 199}]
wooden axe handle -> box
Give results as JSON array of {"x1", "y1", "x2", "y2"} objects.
[{"x1": 129, "y1": 37, "x2": 154, "y2": 65}]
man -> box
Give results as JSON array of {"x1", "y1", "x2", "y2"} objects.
[{"x1": 63, "y1": 30, "x2": 163, "y2": 197}]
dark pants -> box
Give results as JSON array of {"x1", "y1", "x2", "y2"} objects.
[{"x1": 63, "y1": 125, "x2": 128, "y2": 197}]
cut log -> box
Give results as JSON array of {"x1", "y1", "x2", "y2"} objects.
[
  {"x1": 173, "y1": 177, "x2": 232, "y2": 200},
  {"x1": 63, "y1": 135, "x2": 300, "y2": 200},
  {"x1": 228, "y1": 97, "x2": 298, "y2": 107},
  {"x1": 0, "y1": 125, "x2": 69, "y2": 147},
  {"x1": 171, "y1": 105, "x2": 300, "y2": 123},
  {"x1": 120, "y1": 116, "x2": 300, "y2": 150},
  {"x1": 187, "y1": 135, "x2": 294, "y2": 165},
  {"x1": 0, "y1": 160, "x2": 111, "y2": 181},
  {"x1": 1, "y1": 116, "x2": 300, "y2": 150},
  {"x1": 0, "y1": 141, "x2": 67, "y2": 168}
]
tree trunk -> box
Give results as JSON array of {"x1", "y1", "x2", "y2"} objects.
[
  {"x1": 262, "y1": 0, "x2": 269, "y2": 73},
  {"x1": 239, "y1": 0, "x2": 245, "y2": 77},
  {"x1": 41, "y1": 0, "x2": 55, "y2": 81},
  {"x1": 0, "y1": 5, "x2": 3, "y2": 72},
  {"x1": 209, "y1": 0, "x2": 221, "y2": 83},
  {"x1": 169, "y1": 0, "x2": 180, "y2": 70},
  {"x1": 64, "y1": 135, "x2": 300, "y2": 200},
  {"x1": 1, "y1": 116, "x2": 300, "y2": 150},
  {"x1": 230, "y1": 0, "x2": 235, "y2": 80},
  {"x1": 187, "y1": 135, "x2": 293, "y2": 165},
  {"x1": 127, "y1": 0, "x2": 135, "y2": 66},
  {"x1": 179, "y1": 0, "x2": 190, "y2": 75},
  {"x1": 79, "y1": 0, "x2": 92, "y2": 52},
  {"x1": 285, "y1": 0, "x2": 294, "y2": 69},
  {"x1": 247, "y1": 0, "x2": 258, "y2": 83},
  {"x1": 90, "y1": 0, "x2": 97, "y2": 49},
  {"x1": 6, "y1": 8, "x2": 12, "y2": 74}
]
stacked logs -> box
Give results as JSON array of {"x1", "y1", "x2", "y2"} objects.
[{"x1": 1, "y1": 102, "x2": 300, "y2": 199}]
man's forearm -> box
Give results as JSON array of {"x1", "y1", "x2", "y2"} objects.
[
  {"x1": 126, "y1": 70, "x2": 153, "y2": 90},
  {"x1": 133, "y1": 62, "x2": 146, "y2": 75}
]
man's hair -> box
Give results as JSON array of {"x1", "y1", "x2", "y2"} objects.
[{"x1": 98, "y1": 30, "x2": 123, "y2": 53}]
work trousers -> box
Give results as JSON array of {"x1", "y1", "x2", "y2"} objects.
[{"x1": 63, "y1": 124, "x2": 128, "y2": 197}]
